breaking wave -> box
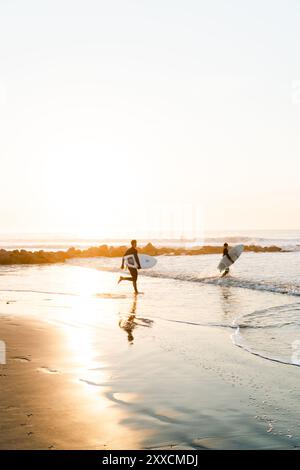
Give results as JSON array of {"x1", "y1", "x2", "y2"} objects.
[{"x1": 68, "y1": 257, "x2": 300, "y2": 297}]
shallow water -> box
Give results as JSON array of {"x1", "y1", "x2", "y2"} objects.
[
  {"x1": 69, "y1": 252, "x2": 300, "y2": 368},
  {"x1": 1, "y1": 256, "x2": 300, "y2": 448}
]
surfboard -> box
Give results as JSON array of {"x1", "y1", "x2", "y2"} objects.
[
  {"x1": 124, "y1": 253, "x2": 157, "y2": 270},
  {"x1": 218, "y1": 244, "x2": 244, "y2": 272}
]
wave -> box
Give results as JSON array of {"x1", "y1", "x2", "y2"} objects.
[
  {"x1": 160, "y1": 302, "x2": 300, "y2": 368},
  {"x1": 232, "y1": 304, "x2": 300, "y2": 367},
  {"x1": 204, "y1": 236, "x2": 300, "y2": 246},
  {"x1": 144, "y1": 271, "x2": 300, "y2": 297},
  {"x1": 69, "y1": 257, "x2": 300, "y2": 367},
  {"x1": 69, "y1": 258, "x2": 300, "y2": 297}
]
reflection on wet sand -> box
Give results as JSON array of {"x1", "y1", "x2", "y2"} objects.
[
  {"x1": 118, "y1": 295, "x2": 153, "y2": 344},
  {"x1": 219, "y1": 285, "x2": 241, "y2": 322}
]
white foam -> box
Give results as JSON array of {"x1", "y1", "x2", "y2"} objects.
[{"x1": 232, "y1": 304, "x2": 300, "y2": 367}]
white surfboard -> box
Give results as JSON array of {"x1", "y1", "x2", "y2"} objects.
[
  {"x1": 124, "y1": 253, "x2": 157, "y2": 270},
  {"x1": 218, "y1": 245, "x2": 244, "y2": 272}
]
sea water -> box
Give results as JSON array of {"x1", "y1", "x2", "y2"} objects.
[
  {"x1": 1, "y1": 233, "x2": 300, "y2": 369},
  {"x1": 1, "y1": 247, "x2": 300, "y2": 447},
  {"x1": 1, "y1": 229, "x2": 300, "y2": 251},
  {"x1": 69, "y1": 250, "x2": 300, "y2": 368}
]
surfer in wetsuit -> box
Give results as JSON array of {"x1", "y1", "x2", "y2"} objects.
[
  {"x1": 118, "y1": 240, "x2": 141, "y2": 294},
  {"x1": 222, "y1": 242, "x2": 234, "y2": 277}
]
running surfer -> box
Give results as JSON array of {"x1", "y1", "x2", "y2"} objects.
[
  {"x1": 221, "y1": 242, "x2": 234, "y2": 277},
  {"x1": 118, "y1": 240, "x2": 141, "y2": 294}
]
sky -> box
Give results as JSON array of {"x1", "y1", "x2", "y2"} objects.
[{"x1": 0, "y1": 0, "x2": 300, "y2": 238}]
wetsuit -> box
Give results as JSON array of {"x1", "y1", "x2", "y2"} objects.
[
  {"x1": 223, "y1": 247, "x2": 233, "y2": 263},
  {"x1": 121, "y1": 247, "x2": 141, "y2": 293},
  {"x1": 222, "y1": 247, "x2": 233, "y2": 276}
]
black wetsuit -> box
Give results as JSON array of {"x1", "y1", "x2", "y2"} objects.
[
  {"x1": 121, "y1": 247, "x2": 141, "y2": 293},
  {"x1": 223, "y1": 247, "x2": 233, "y2": 263},
  {"x1": 222, "y1": 247, "x2": 233, "y2": 276}
]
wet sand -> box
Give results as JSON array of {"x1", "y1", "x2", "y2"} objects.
[
  {"x1": 1, "y1": 263, "x2": 300, "y2": 449},
  {"x1": 0, "y1": 316, "x2": 143, "y2": 449}
]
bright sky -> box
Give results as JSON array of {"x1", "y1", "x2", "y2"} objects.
[{"x1": 0, "y1": 0, "x2": 299, "y2": 238}]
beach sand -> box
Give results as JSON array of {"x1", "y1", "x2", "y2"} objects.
[
  {"x1": 1, "y1": 263, "x2": 300, "y2": 449},
  {"x1": 0, "y1": 316, "x2": 143, "y2": 450}
]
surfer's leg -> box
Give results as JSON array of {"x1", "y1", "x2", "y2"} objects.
[
  {"x1": 133, "y1": 281, "x2": 138, "y2": 294},
  {"x1": 129, "y1": 268, "x2": 139, "y2": 294},
  {"x1": 221, "y1": 268, "x2": 230, "y2": 278},
  {"x1": 118, "y1": 276, "x2": 134, "y2": 284}
]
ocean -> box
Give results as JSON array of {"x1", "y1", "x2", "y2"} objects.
[
  {"x1": 1, "y1": 229, "x2": 300, "y2": 251},
  {"x1": 69, "y1": 249, "x2": 300, "y2": 369}
]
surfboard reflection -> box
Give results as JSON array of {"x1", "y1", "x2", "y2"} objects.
[{"x1": 118, "y1": 295, "x2": 153, "y2": 344}]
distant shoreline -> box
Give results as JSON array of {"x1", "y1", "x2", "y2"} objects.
[{"x1": 0, "y1": 243, "x2": 283, "y2": 265}]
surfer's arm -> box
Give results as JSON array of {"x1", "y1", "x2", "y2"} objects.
[
  {"x1": 121, "y1": 250, "x2": 129, "y2": 269},
  {"x1": 223, "y1": 248, "x2": 234, "y2": 263}
]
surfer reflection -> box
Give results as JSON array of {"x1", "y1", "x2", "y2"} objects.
[
  {"x1": 221, "y1": 242, "x2": 234, "y2": 278},
  {"x1": 219, "y1": 285, "x2": 240, "y2": 321},
  {"x1": 118, "y1": 240, "x2": 141, "y2": 294},
  {"x1": 118, "y1": 296, "x2": 153, "y2": 344}
]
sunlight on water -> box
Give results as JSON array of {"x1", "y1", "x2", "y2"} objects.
[
  {"x1": 70, "y1": 252, "x2": 300, "y2": 367},
  {"x1": 1, "y1": 257, "x2": 300, "y2": 448}
]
